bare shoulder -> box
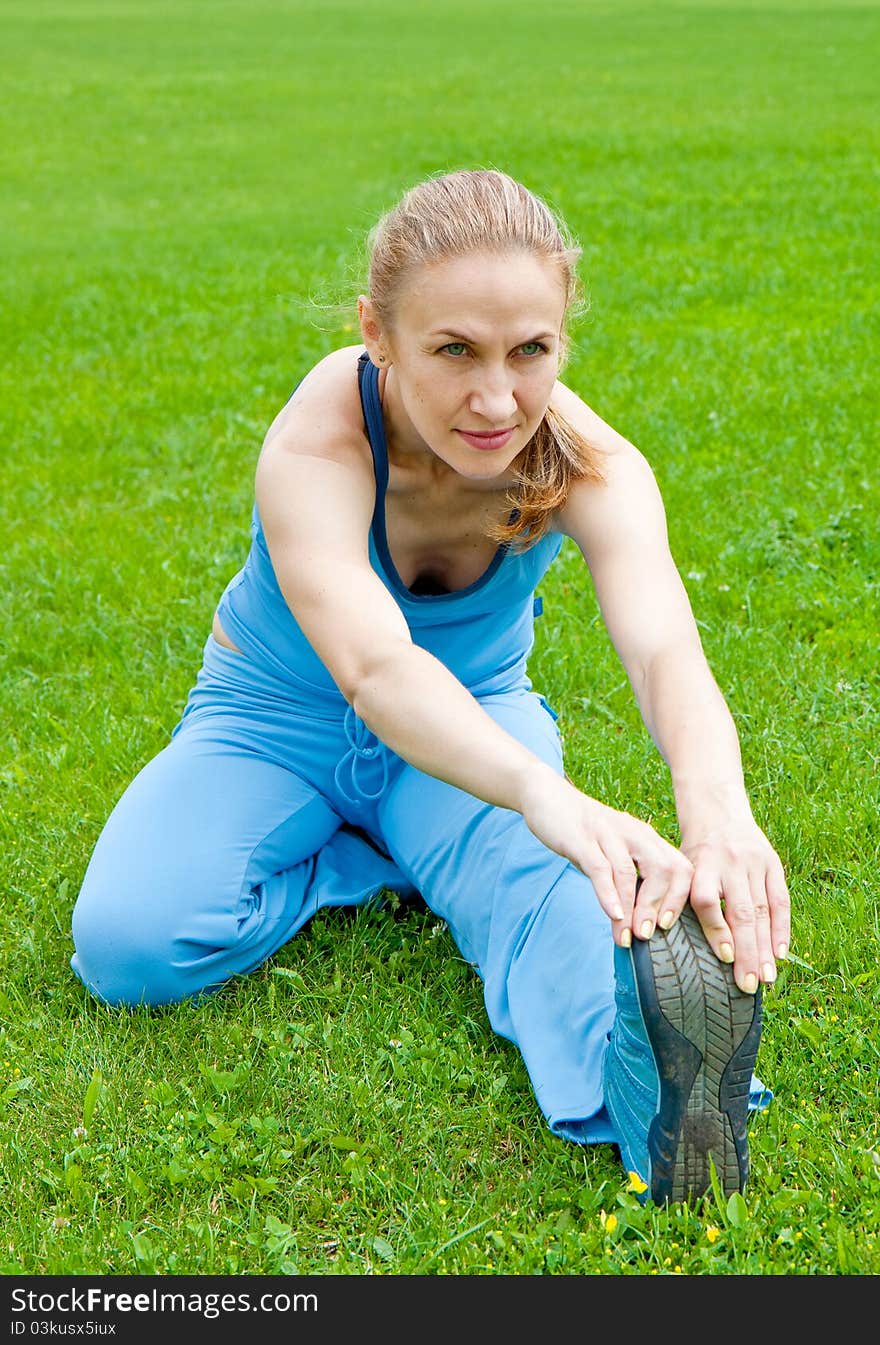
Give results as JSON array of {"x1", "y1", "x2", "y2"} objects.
[
  {"x1": 258, "y1": 343, "x2": 372, "y2": 473},
  {"x1": 254, "y1": 344, "x2": 379, "y2": 558},
  {"x1": 550, "y1": 377, "x2": 653, "y2": 471},
  {"x1": 549, "y1": 377, "x2": 666, "y2": 547}
]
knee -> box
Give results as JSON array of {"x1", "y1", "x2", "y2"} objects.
[{"x1": 70, "y1": 877, "x2": 201, "y2": 1008}]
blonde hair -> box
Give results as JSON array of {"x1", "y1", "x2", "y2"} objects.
[{"x1": 366, "y1": 168, "x2": 604, "y2": 549}]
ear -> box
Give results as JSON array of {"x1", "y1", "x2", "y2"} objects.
[{"x1": 357, "y1": 295, "x2": 389, "y2": 365}]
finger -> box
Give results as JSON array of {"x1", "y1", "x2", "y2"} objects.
[
  {"x1": 688, "y1": 864, "x2": 736, "y2": 966},
  {"x1": 598, "y1": 836, "x2": 639, "y2": 928},
  {"x1": 750, "y1": 866, "x2": 776, "y2": 987},
  {"x1": 611, "y1": 913, "x2": 632, "y2": 949},
  {"x1": 631, "y1": 852, "x2": 693, "y2": 940},
  {"x1": 576, "y1": 844, "x2": 627, "y2": 926},
  {"x1": 766, "y1": 853, "x2": 791, "y2": 961},
  {"x1": 613, "y1": 872, "x2": 644, "y2": 949},
  {"x1": 718, "y1": 870, "x2": 760, "y2": 995}
]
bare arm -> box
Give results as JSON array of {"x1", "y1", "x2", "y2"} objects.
[
  {"x1": 554, "y1": 383, "x2": 790, "y2": 987},
  {"x1": 254, "y1": 387, "x2": 689, "y2": 928},
  {"x1": 256, "y1": 443, "x2": 539, "y2": 811},
  {"x1": 559, "y1": 430, "x2": 748, "y2": 816}
]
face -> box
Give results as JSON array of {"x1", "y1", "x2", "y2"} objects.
[{"x1": 359, "y1": 249, "x2": 566, "y2": 481}]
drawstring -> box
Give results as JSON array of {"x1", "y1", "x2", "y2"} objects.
[{"x1": 333, "y1": 704, "x2": 390, "y2": 805}]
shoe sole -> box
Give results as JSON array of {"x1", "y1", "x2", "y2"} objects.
[{"x1": 630, "y1": 904, "x2": 763, "y2": 1204}]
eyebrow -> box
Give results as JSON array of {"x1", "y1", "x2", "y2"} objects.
[{"x1": 429, "y1": 330, "x2": 557, "y2": 343}]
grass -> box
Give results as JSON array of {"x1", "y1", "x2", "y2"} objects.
[{"x1": 1, "y1": 0, "x2": 878, "y2": 1277}]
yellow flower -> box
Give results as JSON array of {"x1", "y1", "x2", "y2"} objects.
[
  {"x1": 626, "y1": 1171, "x2": 648, "y2": 1195},
  {"x1": 604, "y1": 1214, "x2": 618, "y2": 1234},
  {"x1": 706, "y1": 1225, "x2": 720, "y2": 1244}
]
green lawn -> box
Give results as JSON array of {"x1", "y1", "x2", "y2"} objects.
[{"x1": 1, "y1": 0, "x2": 878, "y2": 1276}]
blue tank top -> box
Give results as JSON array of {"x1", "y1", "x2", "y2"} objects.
[{"x1": 216, "y1": 351, "x2": 564, "y2": 705}]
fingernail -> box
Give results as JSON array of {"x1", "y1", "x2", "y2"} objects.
[
  {"x1": 719, "y1": 942, "x2": 735, "y2": 963},
  {"x1": 639, "y1": 919, "x2": 654, "y2": 939},
  {"x1": 620, "y1": 928, "x2": 632, "y2": 948},
  {"x1": 610, "y1": 907, "x2": 624, "y2": 922},
  {"x1": 777, "y1": 943, "x2": 789, "y2": 960},
  {"x1": 659, "y1": 910, "x2": 675, "y2": 930},
  {"x1": 742, "y1": 973, "x2": 758, "y2": 995},
  {"x1": 762, "y1": 961, "x2": 777, "y2": 984}
]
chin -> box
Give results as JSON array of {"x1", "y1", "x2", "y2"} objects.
[{"x1": 455, "y1": 457, "x2": 514, "y2": 483}]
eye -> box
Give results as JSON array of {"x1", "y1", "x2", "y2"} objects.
[
  {"x1": 440, "y1": 342, "x2": 469, "y2": 357},
  {"x1": 519, "y1": 342, "x2": 548, "y2": 357}
]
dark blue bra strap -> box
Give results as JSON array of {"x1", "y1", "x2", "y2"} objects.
[{"x1": 357, "y1": 353, "x2": 389, "y2": 522}]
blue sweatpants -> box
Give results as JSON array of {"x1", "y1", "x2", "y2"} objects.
[{"x1": 71, "y1": 635, "x2": 618, "y2": 1143}]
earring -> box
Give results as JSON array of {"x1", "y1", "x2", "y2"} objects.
[{"x1": 378, "y1": 355, "x2": 386, "y2": 363}]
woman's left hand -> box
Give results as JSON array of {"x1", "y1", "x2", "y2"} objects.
[{"x1": 678, "y1": 818, "x2": 790, "y2": 996}]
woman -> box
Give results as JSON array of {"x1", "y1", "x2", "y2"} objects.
[{"x1": 71, "y1": 169, "x2": 790, "y2": 1205}]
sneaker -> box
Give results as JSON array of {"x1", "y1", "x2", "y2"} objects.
[{"x1": 603, "y1": 903, "x2": 763, "y2": 1204}]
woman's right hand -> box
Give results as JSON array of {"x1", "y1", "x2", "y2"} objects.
[{"x1": 519, "y1": 764, "x2": 694, "y2": 947}]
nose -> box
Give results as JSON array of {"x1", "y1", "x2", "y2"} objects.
[{"x1": 467, "y1": 366, "x2": 518, "y2": 424}]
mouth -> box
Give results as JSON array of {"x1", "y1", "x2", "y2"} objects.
[{"x1": 455, "y1": 428, "x2": 516, "y2": 452}]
